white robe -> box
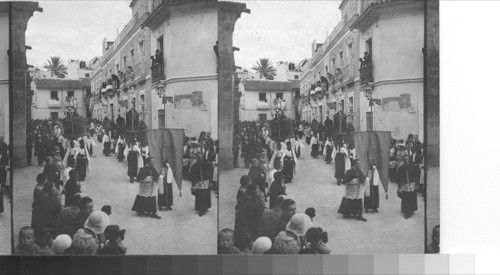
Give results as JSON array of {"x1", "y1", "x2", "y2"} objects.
[{"x1": 340, "y1": 146, "x2": 351, "y2": 172}]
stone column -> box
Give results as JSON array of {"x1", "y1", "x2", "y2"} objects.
[
  {"x1": 217, "y1": 2, "x2": 249, "y2": 170},
  {"x1": 425, "y1": 0, "x2": 439, "y2": 167},
  {"x1": 11, "y1": 2, "x2": 40, "y2": 168}
]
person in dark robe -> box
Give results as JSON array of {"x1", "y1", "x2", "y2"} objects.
[
  {"x1": 35, "y1": 134, "x2": 44, "y2": 167},
  {"x1": 31, "y1": 174, "x2": 48, "y2": 234},
  {"x1": 102, "y1": 132, "x2": 111, "y2": 156},
  {"x1": 276, "y1": 199, "x2": 297, "y2": 235},
  {"x1": 236, "y1": 175, "x2": 251, "y2": 211},
  {"x1": 338, "y1": 159, "x2": 367, "y2": 221},
  {"x1": 426, "y1": 225, "x2": 440, "y2": 253},
  {"x1": 268, "y1": 172, "x2": 286, "y2": 210},
  {"x1": 334, "y1": 142, "x2": 347, "y2": 185},
  {"x1": 248, "y1": 158, "x2": 267, "y2": 197},
  {"x1": 64, "y1": 170, "x2": 81, "y2": 207},
  {"x1": 310, "y1": 133, "x2": 319, "y2": 158},
  {"x1": 132, "y1": 157, "x2": 161, "y2": 219},
  {"x1": 56, "y1": 194, "x2": 81, "y2": 236},
  {"x1": 116, "y1": 136, "x2": 126, "y2": 162},
  {"x1": 241, "y1": 136, "x2": 251, "y2": 168},
  {"x1": 324, "y1": 138, "x2": 333, "y2": 164},
  {"x1": 233, "y1": 134, "x2": 240, "y2": 168},
  {"x1": 76, "y1": 140, "x2": 89, "y2": 181},
  {"x1": 43, "y1": 157, "x2": 61, "y2": 190},
  {"x1": 0, "y1": 147, "x2": 9, "y2": 192},
  {"x1": 234, "y1": 183, "x2": 265, "y2": 248},
  {"x1": 43, "y1": 187, "x2": 63, "y2": 239},
  {"x1": 258, "y1": 195, "x2": 285, "y2": 242},
  {"x1": 158, "y1": 160, "x2": 174, "y2": 211},
  {"x1": 190, "y1": 151, "x2": 212, "y2": 216},
  {"x1": 127, "y1": 142, "x2": 140, "y2": 183},
  {"x1": 397, "y1": 157, "x2": 418, "y2": 219},
  {"x1": 282, "y1": 142, "x2": 296, "y2": 184},
  {"x1": 364, "y1": 160, "x2": 380, "y2": 213},
  {"x1": 116, "y1": 115, "x2": 125, "y2": 135}
]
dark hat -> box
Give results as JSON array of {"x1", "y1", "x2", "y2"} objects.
[
  {"x1": 305, "y1": 207, "x2": 316, "y2": 218},
  {"x1": 104, "y1": 225, "x2": 126, "y2": 241},
  {"x1": 145, "y1": 156, "x2": 153, "y2": 163}
]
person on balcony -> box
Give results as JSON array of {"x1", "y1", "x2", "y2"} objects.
[
  {"x1": 363, "y1": 52, "x2": 372, "y2": 66},
  {"x1": 155, "y1": 50, "x2": 163, "y2": 75}
]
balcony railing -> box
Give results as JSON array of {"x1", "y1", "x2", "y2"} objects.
[
  {"x1": 256, "y1": 101, "x2": 270, "y2": 110},
  {"x1": 334, "y1": 69, "x2": 344, "y2": 89},
  {"x1": 342, "y1": 64, "x2": 355, "y2": 86},
  {"x1": 360, "y1": 64, "x2": 374, "y2": 86},
  {"x1": 151, "y1": 63, "x2": 165, "y2": 83},
  {"x1": 48, "y1": 99, "x2": 61, "y2": 108}
]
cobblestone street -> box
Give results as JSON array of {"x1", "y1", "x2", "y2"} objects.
[
  {"x1": 220, "y1": 137, "x2": 426, "y2": 254},
  {"x1": 13, "y1": 139, "x2": 217, "y2": 255}
]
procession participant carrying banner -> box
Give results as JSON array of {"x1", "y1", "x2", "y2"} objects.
[
  {"x1": 353, "y1": 131, "x2": 391, "y2": 198},
  {"x1": 147, "y1": 128, "x2": 185, "y2": 196}
]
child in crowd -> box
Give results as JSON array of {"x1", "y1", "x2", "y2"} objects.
[
  {"x1": 99, "y1": 225, "x2": 127, "y2": 255},
  {"x1": 13, "y1": 226, "x2": 40, "y2": 255},
  {"x1": 36, "y1": 230, "x2": 55, "y2": 255},
  {"x1": 305, "y1": 207, "x2": 316, "y2": 223},
  {"x1": 217, "y1": 228, "x2": 240, "y2": 254},
  {"x1": 305, "y1": 227, "x2": 331, "y2": 254},
  {"x1": 101, "y1": 205, "x2": 112, "y2": 216}
]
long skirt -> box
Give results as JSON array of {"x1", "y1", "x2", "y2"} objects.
[
  {"x1": 131, "y1": 195, "x2": 157, "y2": 214},
  {"x1": 117, "y1": 144, "x2": 126, "y2": 161},
  {"x1": 127, "y1": 153, "x2": 138, "y2": 178},
  {"x1": 282, "y1": 157, "x2": 294, "y2": 183},
  {"x1": 88, "y1": 144, "x2": 93, "y2": 156},
  {"x1": 76, "y1": 156, "x2": 88, "y2": 181},
  {"x1": 401, "y1": 190, "x2": 418, "y2": 214},
  {"x1": 103, "y1": 142, "x2": 111, "y2": 156},
  {"x1": 97, "y1": 134, "x2": 102, "y2": 143},
  {"x1": 334, "y1": 153, "x2": 345, "y2": 180},
  {"x1": 311, "y1": 144, "x2": 319, "y2": 158},
  {"x1": 89, "y1": 129, "x2": 95, "y2": 137},
  {"x1": 298, "y1": 131, "x2": 304, "y2": 139},
  {"x1": 194, "y1": 188, "x2": 211, "y2": 212},
  {"x1": 306, "y1": 136, "x2": 311, "y2": 145},
  {"x1": 325, "y1": 147, "x2": 333, "y2": 163},
  {"x1": 158, "y1": 183, "x2": 173, "y2": 208},
  {"x1": 338, "y1": 197, "x2": 363, "y2": 216},
  {"x1": 364, "y1": 185, "x2": 379, "y2": 210}
]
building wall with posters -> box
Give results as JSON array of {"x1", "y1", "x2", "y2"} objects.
[
  {"x1": 299, "y1": 0, "x2": 361, "y2": 131},
  {"x1": 0, "y1": 4, "x2": 9, "y2": 142},
  {"x1": 90, "y1": 0, "x2": 151, "y2": 128},
  {"x1": 239, "y1": 79, "x2": 295, "y2": 122},
  {"x1": 353, "y1": 0, "x2": 424, "y2": 141},
  {"x1": 146, "y1": 0, "x2": 218, "y2": 139},
  {"x1": 31, "y1": 78, "x2": 87, "y2": 120}
]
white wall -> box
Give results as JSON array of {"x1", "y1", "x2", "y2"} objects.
[
  {"x1": 240, "y1": 89, "x2": 294, "y2": 121},
  {"x1": 32, "y1": 87, "x2": 86, "y2": 119}
]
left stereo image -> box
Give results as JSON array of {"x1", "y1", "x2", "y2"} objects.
[{"x1": 5, "y1": 0, "x2": 218, "y2": 255}]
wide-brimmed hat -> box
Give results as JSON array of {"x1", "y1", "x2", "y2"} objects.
[
  {"x1": 84, "y1": 211, "x2": 110, "y2": 235},
  {"x1": 286, "y1": 213, "x2": 313, "y2": 237},
  {"x1": 252, "y1": 237, "x2": 272, "y2": 254},
  {"x1": 53, "y1": 234, "x2": 72, "y2": 254}
]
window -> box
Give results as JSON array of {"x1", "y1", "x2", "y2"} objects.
[
  {"x1": 348, "y1": 43, "x2": 353, "y2": 64},
  {"x1": 50, "y1": 112, "x2": 59, "y2": 120},
  {"x1": 259, "y1": 92, "x2": 267, "y2": 102},
  {"x1": 139, "y1": 41, "x2": 144, "y2": 57},
  {"x1": 158, "y1": 109, "x2": 165, "y2": 128},
  {"x1": 116, "y1": 64, "x2": 119, "y2": 73},
  {"x1": 259, "y1": 114, "x2": 267, "y2": 122},
  {"x1": 366, "y1": 111, "x2": 373, "y2": 131},
  {"x1": 366, "y1": 38, "x2": 372, "y2": 55},
  {"x1": 85, "y1": 73, "x2": 90, "y2": 77},
  {"x1": 276, "y1": 93, "x2": 283, "y2": 100},
  {"x1": 333, "y1": 102, "x2": 337, "y2": 112},
  {"x1": 295, "y1": 90, "x2": 300, "y2": 99},
  {"x1": 340, "y1": 99, "x2": 345, "y2": 112},
  {"x1": 325, "y1": 66, "x2": 328, "y2": 75},
  {"x1": 348, "y1": 96, "x2": 354, "y2": 115},
  {"x1": 50, "y1": 91, "x2": 58, "y2": 100},
  {"x1": 130, "y1": 49, "x2": 135, "y2": 63},
  {"x1": 67, "y1": 91, "x2": 74, "y2": 98},
  {"x1": 123, "y1": 56, "x2": 127, "y2": 68},
  {"x1": 294, "y1": 75, "x2": 299, "y2": 80}
]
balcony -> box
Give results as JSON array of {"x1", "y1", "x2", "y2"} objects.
[
  {"x1": 48, "y1": 99, "x2": 61, "y2": 108},
  {"x1": 360, "y1": 64, "x2": 374, "y2": 86},
  {"x1": 151, "y1": 63, "x2": 165, "y2": 83},
  {"x1": 133, "y1": 62, "x2": 146, "y2": 83},
  {"x1": 342, "y1": 64, "x2": 355, "y2": 86},
  {"x1": 256, "y1": 101, "x2": 270, "y2": 110},
  {"x1": 334, "y1": 69, "x2": 345, "y2": 90}
]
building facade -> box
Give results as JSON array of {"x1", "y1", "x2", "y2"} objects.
[
  {"x1": 31, "y1": 78, "x2": 88, "y2": 120},
  {"x1": 238, "y1": 79, "x2": 297, "y2": 122},
  {"x1": 145, "y1": 0, "x2": 218, "y2": 139},
  {"x1": 275, "y1": 61, "x2": 301, "y2": 81},
  {"x1": 90, "y1": 0, "x2": 152, "y2": 127},
  {"x1": 299, "y1": 0, "x2": 424, "y2": 141}
]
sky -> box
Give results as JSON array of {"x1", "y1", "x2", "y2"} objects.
[
  {"x1": 233, "y1": 1, "x2": 342, "y2": 71},
  {"x1": 26, "y1": 1, "x2": 131, "y2": 69}
]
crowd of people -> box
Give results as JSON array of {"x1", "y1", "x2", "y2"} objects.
[{"x1": 227, "y1": 119, "x2": 425, "y2": 249}]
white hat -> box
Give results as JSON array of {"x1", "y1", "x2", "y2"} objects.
[
  {"x1": 286, "y1": 213, "x2": 313, "y2": 237},
  {"x1": 53, "y1": 234, "x2": 72, "y2": 254},
  {"x1": 84, "y1": 211, "x2": 110, "y2": 235},
  {"x1": 252, "y1": 237, "x2": 272, "y2": 254}
]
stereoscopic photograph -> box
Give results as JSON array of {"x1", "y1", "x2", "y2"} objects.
[
  {"x1": 9, "y1": 0, "x2": 218, "y2": 255},
  {"x1": 218, "y1": 0, "x2": 438, "y2": 255}
]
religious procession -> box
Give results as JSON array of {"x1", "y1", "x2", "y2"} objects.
[{"x1": 13, "y1": 103, "x2": 217, "y2": 255}]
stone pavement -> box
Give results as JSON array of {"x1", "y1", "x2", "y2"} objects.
[
  {"x1": 219, "y1": 137, "x2": 425, "y2": 254},
  {"x1": 0, "y1": 193, "x2": 11, "y2": 255},
  {"x1": 13, "y1": 139, "x2": 217, "y2": 255}
]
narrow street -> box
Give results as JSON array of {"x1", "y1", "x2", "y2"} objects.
[
  {"x1": 13, "y1": 138, "x2": 217, "y2": 255},
  {"x1": 219, "y1": 137, "x2": 425, "y2": 254},
  {"x1": 0, "y1": 192, "x2": 11, "y2": 255}
]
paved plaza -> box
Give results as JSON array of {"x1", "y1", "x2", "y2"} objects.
[
  {"x1": 13, "y1": 139, "x2": 217, "y2": 255},
  {"x1": 220, "y1": 137, "x2": 429, "y2": 254}
]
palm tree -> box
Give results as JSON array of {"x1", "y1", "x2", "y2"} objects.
[
  {"x1": 43, "y1": 56, "x2": 68, "y2": 78},
  {"x1": 252, "y1": 58, "x2": 277, "y2": 80}
]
